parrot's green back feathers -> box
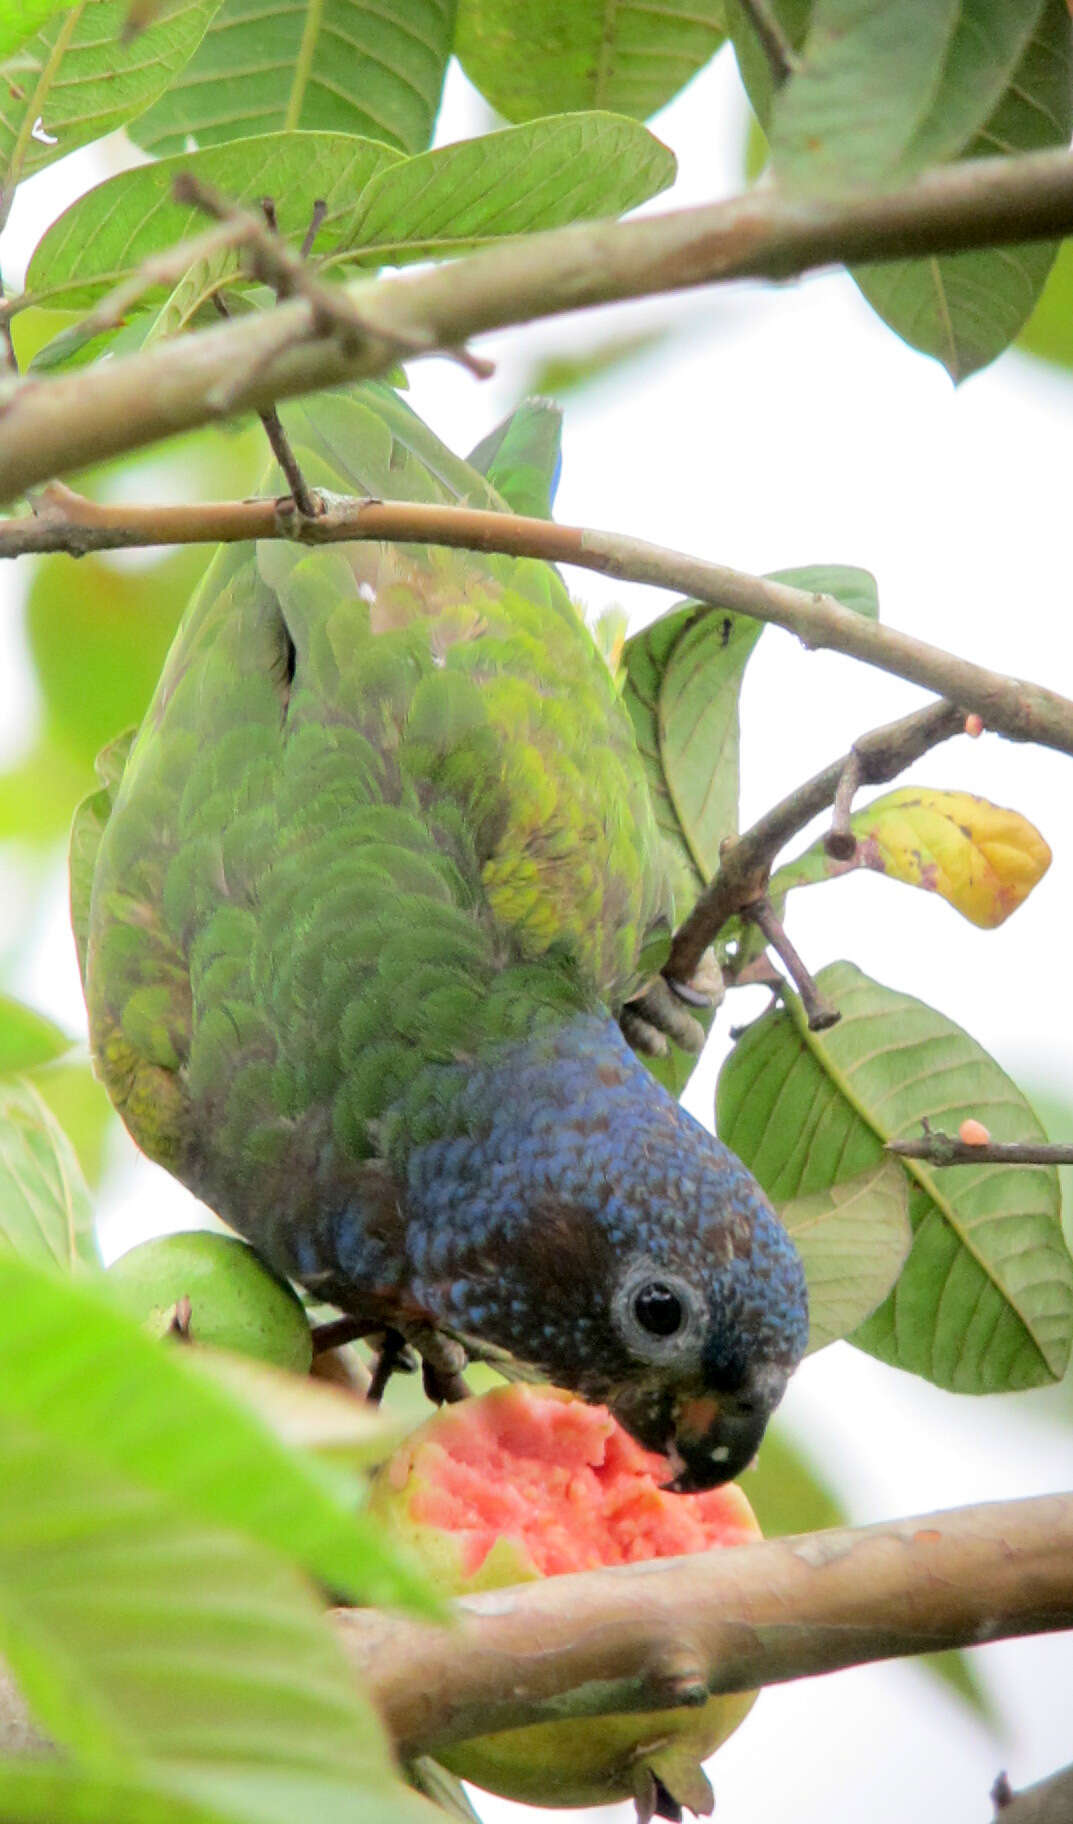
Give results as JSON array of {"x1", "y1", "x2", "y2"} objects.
[{"x1": 79, "y1": 386, "x2": 669, "y2": 1221}]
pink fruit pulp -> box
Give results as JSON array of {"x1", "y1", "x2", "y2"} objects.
[{"x1": 381, "y1": 1383, "x2": 759, "y2": 1581}]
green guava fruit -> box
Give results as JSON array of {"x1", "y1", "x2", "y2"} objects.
[
  {"x1": 106, "y1": 1230, "x2": 313, "y2": 1373},
  {"x1": 368, "y1": 1382, "x2": 761, "y2": 1816}
]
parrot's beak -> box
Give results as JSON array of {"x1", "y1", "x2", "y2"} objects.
[{"x1": 667, "y1": 1365, "x2": 788, "y2": 1492}]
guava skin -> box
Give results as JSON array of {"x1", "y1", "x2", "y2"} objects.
[
  {"x1": 368, "y1": 1383, "x2": 761, "y2": 1815},
  {"x1": 106, "y1": 1230, "x2": 313, "y2": 1374}
]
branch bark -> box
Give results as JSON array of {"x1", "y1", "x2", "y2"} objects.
[
  {"x1": 2, "y1": 1493, "x2": 1071, "y2": 1766},
  {"x1": 3, "y1": 149, "x2": 1073, "y2": 502},
  {"x1": 888, "y1": 1136, "x2": 1073, "y2": 1166},
  {"x1": 991, "y1": 1764, "x2": 1073, "y2": 1824},
  {"x1": 333, "y1": 1491, "x2": 1073, "y2": 1759},
  {"x1": 667, "y1": 700, "x2": 966, "y2": 983},
  {"x1": 4, "y1": 495, "x2": 1070, "y2": 770}
]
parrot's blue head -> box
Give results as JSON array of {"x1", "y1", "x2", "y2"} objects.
[{"x1": 404, "y1": 1014, "x2": 809, "y2": 1490}]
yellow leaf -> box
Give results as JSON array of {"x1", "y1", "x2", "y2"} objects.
[{"x1": 851, "y1": 788, "x2": 1051, "y2": 928}]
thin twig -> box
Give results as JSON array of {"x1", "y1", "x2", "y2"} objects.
[
  {"x1": 737, "y1": 0, "x2": 798, "y2": 85},
  {"x1": 744, "y1": 896, "x2": 841, "y2": 1029},
  {"x1": 825, "y1": 749, "x2": 863, "y2": 859},
  {"x1": 667, "y1": 699, "x2": 966, "y2": 984},
  {"x1": 174, "y1": 173, "x2": 493, "y2": 381},
  {"x1": 4, "y1": 148, "x2": 1073, "y2": 501},
  {"x1": 888, "y1": 1134, "x2": 1073, "y2": 1167},
  {"x1": 76, "y1": 219, "x2": 253, "y2": 339},
  {"x1": 211, "y1": 292, "x2": 320, "y2": 518},
  {"x1": 0, "y1": 272, "x2": 17, "y2": 378},
  {"x1": 300, "y1": 199, "x2": 328, "y2": 261},
  {"x1": 0, "y1": 494, "x2": 1056, "y2": 765}
]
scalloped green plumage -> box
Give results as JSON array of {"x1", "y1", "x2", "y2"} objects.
[{"x1": 75, "y1": 384, "x2": 671, "y2": 1266}]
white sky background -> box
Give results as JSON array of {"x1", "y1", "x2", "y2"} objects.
[{"x1": 3, "y1": 40, "x2": 1073, "y2": 1824}]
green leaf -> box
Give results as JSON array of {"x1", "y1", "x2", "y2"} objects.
[
  {"x1": 767, "y1": 562, "x2": 878, "y2": 619},
  {"x1": 748, "y1": 1420, "x2": 845, "y2": 1536},
  {"x1": 0, "y1": 994, "x2": 72, "y2": 1074},
  {"x1": 622, "y1": 567, "x2": 874, "y2": 920},
  {"x1": 27, "y1": 132, "x2": 402, "y2": 312},
  {"x1": 780, "y1": 1158, "x2": 912, "y2": 1352},
  {"x1": 852, "y1": 2, "x2": 1073, "y2": 379},
  {"x1": 770, "y1": 0, "x2": 962, "y2": 190},
  {"x1": 130, "y1": 0, "x2": 455, "y2": 156},
  {"x1": 0, "y1": 1080, "x2": 99, "y2": 1271},
  {"x1": 522, "y1": 327, "x2": 668, "y2": 399},
  {"x1": 727, "y1": 0, "x2": 813, "y2": 130},
  {"x1": 456, "y1": 0, "x2": 725, "y2": 123},
  {"x1": 716, "y1": 961, "x2": 1073, "y2": 1391},
  {"x1": 1019, "y1": 233, "x2": 1073, "y2": 369},
  {"x1": 768, "y1": 0, "x2": 1048, "y2": 192},
  {"x1": 0, "y1": 0, "x2": 71, "y2": 62},
  {"x1": 0, "y1": 1254, "x2": 438, "y2": 1612},
  {"x1": 332, "y1": 112, "x2": 677, "y2": 272},
  {"x1": 0, "y1": 0, "x2": 222, "y2": 194},
  {"x1": 923, "y1": 1647, "x2": 1001, "y2": 1730},
  {"x1": 26, "y1": 549, "x2": 205, "y2": 769},
  {"x1": 0, "y1": 1409, "x2": 438, "y2": 1824},
  {"x1": 408, "y1": 1759, "x2": 485, "y2": 1822},
  {"x1": 622, "y1": 605, "x2": 764, "y2": 916},
  {"x1": 25, "y1": 1058, "x2": 117, "y2": 1188},
  {"x1": 0, "y1": 1761, "x2": 248, "y2": 1824}
]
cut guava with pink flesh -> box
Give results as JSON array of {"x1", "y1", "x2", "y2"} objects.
[{"x1": 368, "y1": 1383, "x2": 761, "y2": 1815}]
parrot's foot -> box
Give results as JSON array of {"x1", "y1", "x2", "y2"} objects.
[
  {"x1": 621, "y1": 950, "x2": 724, "y2": 1059},
  {"x1": 366, "y1": 1329, "x2": 418, "y2": 1405},
  {"x1": 666, "y1": 948, "x2": 724, "y2": 1012},
  {"x1": 410, "y1": 1327, "x2": 470, "y2": 1406},
  {"x1": 364, "y1": 1324, "x2": 470, "y2": 1408}
]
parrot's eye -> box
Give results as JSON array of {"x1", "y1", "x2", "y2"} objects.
[
  {"x1": 631, "y1": 1281, "x2": 685, "y2": 1338},
  {"x1": 613, "y1": 1264, "x2": 705, "y2": 1363}
]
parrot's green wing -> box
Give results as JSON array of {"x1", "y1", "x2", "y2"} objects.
[
  {"x1": 79, "y1": 385, "x2": 671, "y2": 1247},
  {"x1": 466, "y1": 398, "x2": 562, "y2": 519}
]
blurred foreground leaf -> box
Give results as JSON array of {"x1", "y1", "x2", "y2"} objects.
[
  {"x1": 0, "y1": 1079, "x2": 99, "y2": 1270},
  {"x1": 0, "y1": 1255, "x2": 437, "y2": 1611},
  {"x1": 0, "y1": 1407, "x2": 437, "y2": 1824},
  {"x1": 0, "y1": 993, "x2": 71, "y2": 1073}
]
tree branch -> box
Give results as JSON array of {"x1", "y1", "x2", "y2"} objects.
[
  {"x1": 991, "y1": 1764, "x2": 1073, "y2": 1824},
  {"x1": 330, "y1": 1491, "x2": 1073, "y2": 1759},
  {"x1": 2, "y1": 148, "x2": 1073, "y2": 502},
  {"x1": 3, "y1": 1494, "x2": 1072, "y2": 1764},
  {"x1": 667, "y1": 700, "x2": 966, "y2": 984},
  {"x1": 888, "y1": 1135, "x2": 1073, "y2": 1167},
  {"x1": 2, "y1": 495, "x2": 1067, "y2": 766}
]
